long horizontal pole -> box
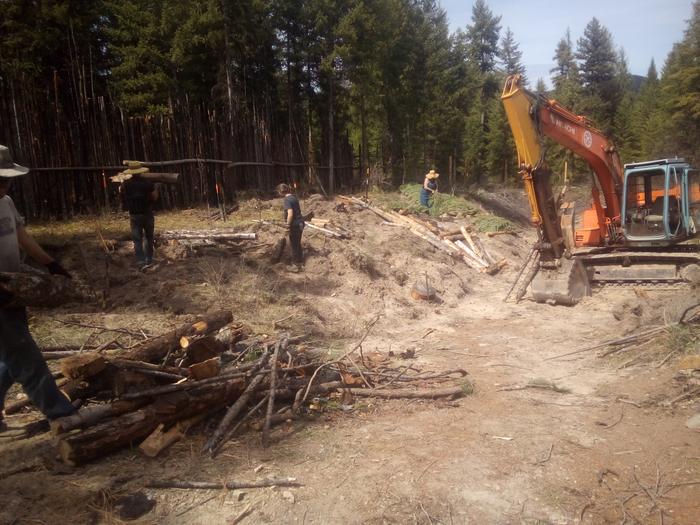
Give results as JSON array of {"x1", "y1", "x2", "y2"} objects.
[{"x1": 29, "y1": 159, "x2": 358, "y2": 172}]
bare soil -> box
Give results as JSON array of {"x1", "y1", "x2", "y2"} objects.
[{"x1": 1, "y1": 194, "x2": 698, "y2": 525}]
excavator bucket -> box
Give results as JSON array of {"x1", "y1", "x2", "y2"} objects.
[{"x1": 531, "y1": 258, "x2": 591, "y2": 306}]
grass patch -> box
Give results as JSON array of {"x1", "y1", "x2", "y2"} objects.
[
  {"x1": 472, "y1": 213, "x2": 514, "y2": 233},
  {"x1": 371, "y1": 183, "x2": 478, "y2": 217},
  {"x1": 666, "y1": 324, "x2": 698, "y2": 354}
]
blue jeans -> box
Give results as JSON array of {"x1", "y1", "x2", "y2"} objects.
[
  {"x1": 420, "y1": 189, "x2": 432, "y2": 207},
  {"x1": 0, "y1": 308, "x2": 76, "y2": 420},
  {"x1": 130, "y1": 213, "x2": 154, "y2": 263}
]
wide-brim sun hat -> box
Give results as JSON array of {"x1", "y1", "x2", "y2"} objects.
[
  {"x1": 426, "y1": 169, "x2": 439, "y2": 179},
  {"x1": 0, "y1": 145, "x2": 29, "y2": 178}
]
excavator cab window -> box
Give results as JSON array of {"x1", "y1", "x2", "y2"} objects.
[
  {"x1": 624, "y1": 169, "x2": 666, "y2": 237},
  {"x1": 687, "y1": 169, "x2": 700, "y2": 233}
]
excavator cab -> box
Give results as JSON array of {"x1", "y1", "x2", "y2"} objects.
[{"x1": 621, "y1": 159, "x2": 694, "y2": 246}]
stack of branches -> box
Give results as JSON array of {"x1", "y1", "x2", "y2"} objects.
[
  {"x1": 547, "y1": 303, "x2": 700, "y2": 365},
  {"x1": 338, "y1": 195, "x2": 506, "y2": 275},
  {"x1": 40, "y1": 313, "x2": 470, "y2": 466}
]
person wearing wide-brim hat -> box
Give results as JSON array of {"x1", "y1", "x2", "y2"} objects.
[
  {"x1": 0, "y1": 145, "x2": 77, "y2": 432},
  {"x1": 420, "y1": 169, "x2": 439, "y2": 208}
]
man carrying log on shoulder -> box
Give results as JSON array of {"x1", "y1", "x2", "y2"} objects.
[
  {"x1": 0, "y1": 145, "x2": 76, "y2": 432},
  {"x1": 277, "y1": 183, "x2": 306, "y2": 273},
  {"x1": 120, "y1": 164, "x2": 159, "y2": 270}
]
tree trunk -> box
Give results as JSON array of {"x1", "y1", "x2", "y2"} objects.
[
  {"x1": 57, "y1": 380, "x2": 244, "y2": 465},
  {"x1": 123, "y1": 311, "x2": 233, "y2": 363}
]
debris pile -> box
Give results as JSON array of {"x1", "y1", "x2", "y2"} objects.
[
  {"x1": 32, "y1": 312, "x2": 470, "y2": 466},
  {"x1": 338, "y1": 195, "x2": 507, "y2": 274}
]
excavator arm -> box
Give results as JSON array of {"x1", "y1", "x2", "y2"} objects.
[{"x1": 501, "y1": 75, "x2": 624, "y2": 254}]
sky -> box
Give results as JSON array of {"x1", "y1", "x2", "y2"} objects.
[{"x1": 439, "y1": 0, "x2": 694, "y2": 87}]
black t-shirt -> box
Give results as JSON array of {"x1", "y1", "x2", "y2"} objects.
[
  {"x1": 122, "y1": 177, "x2": 155, "y2": 215},
  {"x1": 283, "y1": 194, "x2": 303, "y2": 225}
]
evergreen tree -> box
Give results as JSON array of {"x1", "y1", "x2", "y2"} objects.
[
  {"x1": 535, "y1": 78, "x2": 547, "y2": 94},
  {"x1": 466, "y1": 0, "x2": 502, "y2": 75},
  {"x1": 485, "y1": 87, "x2": 515, "y2": 183},
  {"x1": 462, "y1": 0, "x2": 502, "y2": 183},
  {"x1": 657, "y1": 0, "x2": 700, "y2": 162},
  {"x1": 550, "y1": 28, "x2": 580, "y2": 108},
  {"x1": 499, "y1": 27, "x2": 526, "y2": 83},
  {"x1": 612, "y1": 48, "x2": 638, "y2": 161},
  {"x1": 575, "y1": 18, "x2": 620, "y2": 131}
]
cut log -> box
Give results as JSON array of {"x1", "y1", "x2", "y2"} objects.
[
  {"x1": 304, "y1": 222, "x2": 347, "y2": 239},
  {"x1": 139, "y1": 413, "x2": 206, "y2": 458},
  {"x1": 59, "y1": 353, "x2": 107, "y2": 380},
  {"x1": 188, "y1": 357, "x2": 221, "y2": 381},
  {"x1": 0, "y1": 271, "x2": 91, "y2": 308},
  {"x1": 123, "y1": 311, "x2": 233, "y2": 364},
  {"x1": 181, "y1": 335, "x2": 226, "y2": 365},
  {"x1": 460, "y1": 227, "x2": 485, "y2": 261},
  {"x1": 158, "y1": 231, "x2": 256, "y2": 241},
  {"x1": 51, "y1": 400, "x2": 145, "y2": 434},
  {"x1": 56, "y1": 380, "x2": 244, "y2": 465},
  {"x1": 454, "y1": 240, "x2": 489, "y2": 268},
  {"x1": 441, "y1": 240, "x2": 480, "y2": 270},
  {"x1": 110, "y1": 172, "x2": 179, "y2": 184}
]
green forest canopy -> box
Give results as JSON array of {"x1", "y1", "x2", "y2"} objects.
[{"x1": 1, "y1": 0, "x2": 699, "y2": 194}]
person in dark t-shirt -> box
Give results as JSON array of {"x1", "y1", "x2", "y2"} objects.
[
  {"x1": 277, "y1": 183, "x2": 305, "y2": 271},
  {"x1": 121, "y1": 170, "x2": 158, "y2": 267}
]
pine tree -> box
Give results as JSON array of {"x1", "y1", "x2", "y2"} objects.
[
  {"x1": 462, "y1": 0, "x2": 502, "y2": 183},
  {"x1": 657, "y1": 0, "x2": 700, "y2": 162},
  {"x1": 499, "y1": 28, "x2": 526, "y2": 83},
  {"x1": 466, "y1": 0, "x2": 502, "y2": 75},
  {"x1": 550, "y1": 28, "x2": 580, "y2": 107},
  {"x1": 612, "y1": 48, "x2": 638, "y2": 161},
  {"x1": 104, "y1": 0, "x2": 175, "y2": 115},
  {"x1": 575, "y1": 18, "x2": 620, "y2": 131}
]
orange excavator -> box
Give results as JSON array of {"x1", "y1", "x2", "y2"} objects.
[{"x1": 501, "y1": 74, "x2": 700, "y2": 305}]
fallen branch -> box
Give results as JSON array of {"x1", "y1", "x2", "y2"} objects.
[
  {"x1": 203, "y1": 351, "x2": 271, "y2": 456},
  {"x1": 344, "y1": 385, "x2": 465, "y2": 399},
  {"x1": 146, "y1": 478, "x2": 302, "y2": 490},
  {"x1": 262, "y1": 339, "x2": 284, "y2": 447}
]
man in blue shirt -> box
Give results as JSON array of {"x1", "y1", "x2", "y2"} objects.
[{"x1": 277, "y1": 183, "x2": 305, "y2": 272}]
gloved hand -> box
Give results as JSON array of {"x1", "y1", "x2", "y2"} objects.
[{"x1": 46, "y1": 261, "x2": 72, "y2": 279}]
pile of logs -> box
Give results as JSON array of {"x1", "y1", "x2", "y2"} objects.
[
  {"x1": 38, "y1": 311, "x2": 469, "y2": 466},
  {"x1": 338, "y1": 196, "x2": 507, "y2": 275}
]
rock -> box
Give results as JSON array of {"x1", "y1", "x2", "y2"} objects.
[
  {"x1": 113, "y1": 492, "x2": 156, "y2": 521},
  {"x1": 685, "y1": 413, "x2": 700, "y2": 430},
  {"x1": 282, "y1": 490, "x2": 295, "y2": 504}
]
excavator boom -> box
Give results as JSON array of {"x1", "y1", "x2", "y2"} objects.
[{"x1": 501, "y1": 74, "x2": 700, "y2": 305}]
